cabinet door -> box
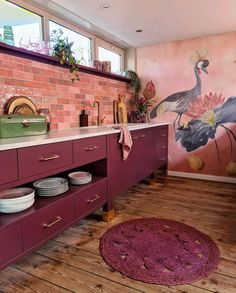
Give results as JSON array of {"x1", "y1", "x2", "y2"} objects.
[
  {"x1": 73, "y1": 136, "x2": 106, "y2": 167},
  {"x1": 0, "y1": 224, "x2": 22, "y2": 269},
  {"x1": 18, "y1": 141, "x2": 73, "y2": 180},
  {"x1": 22, "y1": 197, "x2": 74, "y2": 251},
  {"x1": 135, "y1": 129, "x2": 155, "y2": 181},
  {"x1": 155, "y1": 126, "x2": 168, "y2": 169},
  {"x1": 0, "y1": 150, "x2": 18, "y2": 187},
  {"x1": 75, "y1": 178, "x2": 107, "y2": 219},
  {"x1": 108, "y1": 133, "x2": 137, "y2": 197}
]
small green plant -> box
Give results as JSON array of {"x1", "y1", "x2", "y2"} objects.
[
  {"x1": 51, "y1": 29, "x2": 79, "y2": 82},
  {"x1": 125, "y1": 70, "x2": 141, "y2": 96}
]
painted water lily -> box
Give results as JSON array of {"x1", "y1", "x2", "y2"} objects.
[{"x1": 186, "y1": 92, "x2": 225, "y2": 119}]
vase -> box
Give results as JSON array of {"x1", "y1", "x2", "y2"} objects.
[{"x1": 129, "y1": 111, "x2": 148, "y2": 123}]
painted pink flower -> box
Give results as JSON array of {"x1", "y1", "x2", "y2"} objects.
[{"x1": 186, "y1": 92, "x2": 225, "y2": 118}]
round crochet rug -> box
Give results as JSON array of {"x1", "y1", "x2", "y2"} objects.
[{"x1": 100, "y1": 218, "x2": 220, "y2": 285}]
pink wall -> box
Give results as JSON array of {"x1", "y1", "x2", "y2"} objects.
[
  {"x1": 137, "y1": 32, "x2": 236, "y2": 178},
  {"x1": 0, "y1": 52, "x2": 130, "y2": 129}
]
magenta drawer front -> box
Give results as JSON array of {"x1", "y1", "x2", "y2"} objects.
[
  {"x1": 18, "y1": 141, "x2": 73, "y2": 180},
  {"x1": 22, "y1": 197, "x2": 74, "y2": 251},
  {"x1": 0, "y1": 224, "x2": 22, "y2": 269},
  {"x1": 73, "y1": 136, "x2": 106, "y2": 166},
  {"x1": 0, "y1": 150, "x2": 18, "y2": 186},
  {"x1": 75, "y1": 179, "x2": 107, "y2": 219}
]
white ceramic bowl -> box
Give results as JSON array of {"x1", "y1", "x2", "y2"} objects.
[
  {"x1": 0, "y1": 188, "x2": 35, "y2": 205},
  {"x1": 0, "y1": 198, "x2": 35, "y2": 213},
  {"x1": 33, "y1": 177, "x2": 68, "y2": 189}
]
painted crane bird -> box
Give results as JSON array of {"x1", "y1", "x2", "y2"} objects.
[
  {"x1": 150, "y1": 59, "x2": 209, "y2": 129},
  {"x1": 175, "y1": 96, "x2": 236, "y2": 162}
]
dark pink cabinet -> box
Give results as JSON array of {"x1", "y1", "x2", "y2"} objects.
[
  {"x1": 75, "y1": 178, "x2": 107, "y2": 219},
  {"x1": 22, "y1": 196, "x2": 75, "y2": 251},
  {"x1": 108, "y1": 128, "x2": 155, "y2": 197},
  {"x1": 18, "y1": 141, "x2": 73, "y2": 180},
  {"x1": 73, "y1": 136, "x2": 107, "y2": 166},
  {"x1": 0, "y1": 224, "x2": 22, "y2": 269},
  {"x1": 155, "y1": 126, "x2": 168, "y2": 169},
  {"x1": 0, "y1": 149, "x2": 18, "y2": 187}
]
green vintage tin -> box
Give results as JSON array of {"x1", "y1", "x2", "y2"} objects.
[{"x1": 0, "y1": 115, "x2": 47, "y2": 139}]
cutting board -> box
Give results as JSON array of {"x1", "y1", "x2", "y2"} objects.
[{"x1": 117, "y1": 95, "x2": 128, "y2": 123}]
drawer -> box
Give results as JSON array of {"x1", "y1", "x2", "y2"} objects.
[
  {"x1": 73, "y1": 136, "x2": 106, "y2": 166},
  {"x1": 157, "y1": 127, "x2": 168, "y2": 139},
  {"x1": 18, "y1": 141, "x2": 73, "y2": 180},
  {"x1": 0, "y1": 150, "x2": 18, "y2": 186},
  {"x1": 75, "y1": 179, "x2": 107, "y2": 219},
  {"x1": 0, "y1": 224, "x2": 22, "y2": 269},
  {"x1": 22, "y1": 197, "x2": 75, "y2": 250}
]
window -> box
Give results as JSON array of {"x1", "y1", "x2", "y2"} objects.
[
  {"x1": 96, "y1": 38, "x2": 124, "y2": 74},
  {"x1": 98, "y1": 47, "x2": 121, "y2": 74},
  {"x1": 0, "y1": 0, "x2": 125, "y2": 75},
  {"x1": 49, "y1": 20, "x2": 92, "y2": 66},
  {"x1": 0, "y1": 0, "x2": 42, "y2": 49}
]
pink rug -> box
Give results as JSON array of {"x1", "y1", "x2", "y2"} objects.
[{"x1": 100, "y1": 218, "x2": 220, "y2": 285}]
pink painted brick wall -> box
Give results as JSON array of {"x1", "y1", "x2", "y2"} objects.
[{"x1": 0, "y1": 53, "x2": 130, "y2": 129}]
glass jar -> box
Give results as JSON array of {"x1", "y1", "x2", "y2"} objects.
[{"x1": 38, "y1": 108, "x2": 51, "y2": 132}]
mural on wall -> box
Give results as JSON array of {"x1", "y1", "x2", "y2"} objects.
[
  {"x1": 150, "y1": 53, "x2": 209, "y2": 130},
  {"x1": 149, "y1": 49, "x2": 236, "y2": 177}
]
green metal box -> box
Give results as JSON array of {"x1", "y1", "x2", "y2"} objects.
[{"x1": 0, "y1": 115, "x2": 47, "y2": 139}]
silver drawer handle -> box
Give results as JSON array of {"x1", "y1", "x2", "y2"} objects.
[
  {"x1": 43, "y1": 216, "x2": 62, "y2": 228},
  {"x1": 161, "y1": 146, "x2": 166, "y2": 149},
  {"x1": 161, "y1": 134, "x2": 167, "y2": 137},
  {"x1": 39, "y1": 154, "x2": 60, "y2": 161},
  {"x1": 87, "y1": 195, "x2": 100, "y2": 203},
  {"x1": 85, "y1": 146, "x2": 98, "y2": 151}
]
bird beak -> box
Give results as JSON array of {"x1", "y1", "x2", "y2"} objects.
[{"x1": 201, "y1": 67, "x2": 208, "y2": 74}]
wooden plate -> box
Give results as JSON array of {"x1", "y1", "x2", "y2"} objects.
[
  {"x1": 6, "y1": 96, "x2": 37, "y2": 115},
  {"x1": 13, "y1": 103, "x2": 35, "y2": 115}
]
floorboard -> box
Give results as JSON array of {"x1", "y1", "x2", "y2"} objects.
[{"x1": 0, "y1": 175, "x2": 235, "y2": 293}]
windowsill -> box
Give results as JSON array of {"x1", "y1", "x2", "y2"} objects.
[{"x1": 0, "y1": 42, "x2": 130, "y2": 83}]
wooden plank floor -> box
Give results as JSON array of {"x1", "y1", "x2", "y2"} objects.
[{"x1": 0, "y1": 175, "x2": 235, "y2": 293}]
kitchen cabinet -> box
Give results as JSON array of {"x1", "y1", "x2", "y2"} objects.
[
  {"x1": 0, "y1": 150, "x2": 18, "y2": 187},
  {"x1": 108, "y1": 128, "x2": 155, "y2": 198},
  {"x1": 18, "y1": 141, "x2": 73, "y2": 181},
  {"x1": 155, "y1": 126, "x2": 168, "y2": 169},
  {"x1": 0, "y1": 124, "x2": 168, "y2": 270}
]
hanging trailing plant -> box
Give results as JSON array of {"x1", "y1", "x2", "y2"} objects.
[
  {"x1": 125, "y1": 70, "x2": 141, "y2": 96},
  {"x1": 50, "y1": 29, "x2": 79, "y2": 82}
]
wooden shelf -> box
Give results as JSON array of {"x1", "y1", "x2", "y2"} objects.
[{"x1": 0, "y1": 42, "x2": 130, "y2": 83}]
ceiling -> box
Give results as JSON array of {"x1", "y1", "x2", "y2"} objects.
[{"x1": 28, "y1": 0, "x2": 236, "y2": 48}]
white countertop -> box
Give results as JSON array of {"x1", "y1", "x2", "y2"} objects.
[{"x1": 0, "y1": 122, "x2": 168, "y2": 151}]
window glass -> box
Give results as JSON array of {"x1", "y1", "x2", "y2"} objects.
[
  {"x1": 49, "y1": 20, "x2": 92, "y2": 66},
  {"x1": 0, "y1": 0, "x2": 42, "y2": 49},
  {"x1": 98, "y1": 46, "x2": 121, "y2": 74}
]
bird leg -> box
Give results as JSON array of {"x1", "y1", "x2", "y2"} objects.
[
  {"x1": 173, "y1": 114, "x2": 180, "y2": 132},
  {"x1": 177, "y1": 113, "x2": 182, "y2": 126}
]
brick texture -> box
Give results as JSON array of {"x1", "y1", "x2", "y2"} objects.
[{"x1": 0, "y1": 52, "x2": 131, "y2": 129}]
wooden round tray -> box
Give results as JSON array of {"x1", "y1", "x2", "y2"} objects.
[{"x1": 6, "y1": 96, "x2": 37, "y2": 115}]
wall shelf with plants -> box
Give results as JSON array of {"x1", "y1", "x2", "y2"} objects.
[{"x1": 0, "y1": 41, "x2": 130, "y2": 83}]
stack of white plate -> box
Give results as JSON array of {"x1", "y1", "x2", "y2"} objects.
[
  {"x1": 33, "y1": 177, "x2": 68, "y2": 196},
  {"x1": 0, "y1": 187, "x2": 35, "y2": 213},
  {"x1": 68, "y1": 171, "x2": 92, "y2": 185}
]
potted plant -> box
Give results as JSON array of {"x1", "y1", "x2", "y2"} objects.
[{"x1": 50, "y1": 29, "x2": 79, "y2": 82}]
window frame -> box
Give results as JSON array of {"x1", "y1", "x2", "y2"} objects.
[
  {"x1": 3, "y1": 0, "x2": 124, "y2": 72},
  {"x1": 95, "y1": 37, "x2": 124, "y2": 72}
]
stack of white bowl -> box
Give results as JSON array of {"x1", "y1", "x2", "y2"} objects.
[
  {"x1": 0, "y1": 187, "x2": 35, "y2": 213},
  {"x1": 68, "y1": 171, "x2": 92, "y2": 185},
  {"x1": 33, "y1": 177, "x2": 68, "y2": 196}
]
